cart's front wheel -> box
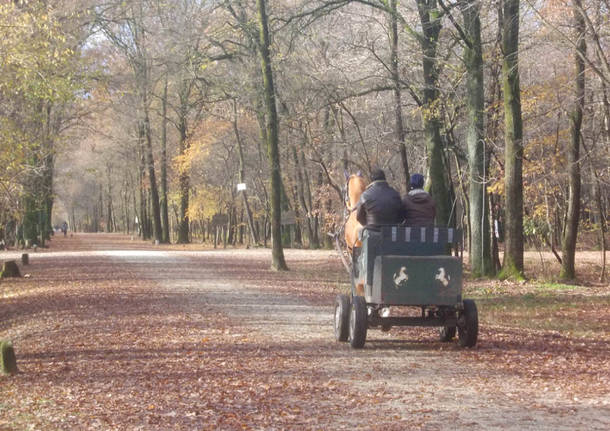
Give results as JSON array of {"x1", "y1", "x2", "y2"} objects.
[
  {"x1": 334, "y1": 294, "x2": 350, "y2": 342},
  {"x1": 458, "y1": 299, "x2": 478, "y2": 347},
  {"x1": 349, "y1": 296, "x2": 368, "y2": 348},
  {"x1": 439, "y1": 326, "x2": 456, "y2": 342}
]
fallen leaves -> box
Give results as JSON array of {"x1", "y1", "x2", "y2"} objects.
[{"x1": 0, "y1": 234, "x2": 608, "y2": 430}]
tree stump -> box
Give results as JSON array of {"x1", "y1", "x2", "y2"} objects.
[
  {"x1": 0, "y1": 341, "x2": 18, "y2": 375},
  {"x1": 22, "y1": 253, "x2": 29, "y2": 265},
  {"x1": 1, "y1": 261, "x2": 21, "y2": 278}
]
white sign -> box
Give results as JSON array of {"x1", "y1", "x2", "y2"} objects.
[{"x1": 237, "y1": 183, "x2": 247, "y2": 191}]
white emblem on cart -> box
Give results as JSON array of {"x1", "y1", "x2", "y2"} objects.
[
  {"x1": 435, "y1": 267, "x2": 450, "y2": 287},
  {"x1": 393, "y1": 266, "x2": 409, "y2": 289}
]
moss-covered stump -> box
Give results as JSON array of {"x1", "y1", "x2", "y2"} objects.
[
  {"x1": 0, "y1": 260, "x2": 21, "y2": 278},
  {"x1": 0, "y1": 341, "x2": 18, "y2": 375}
]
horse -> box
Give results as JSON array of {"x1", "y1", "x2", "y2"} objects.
[{"x1": 344, "y1": 171, "x2": 367, "y2": 253}]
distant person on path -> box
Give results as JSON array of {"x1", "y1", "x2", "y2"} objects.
[
  {"x1": 402, "y1": 174, "x2": 436, "y2": 226},
  {"x1": 61, "y1": 221, "x2": 68, "y2": 237}
]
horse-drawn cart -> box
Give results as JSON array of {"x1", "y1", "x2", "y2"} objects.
[{"x1": 334, "y1": 225, "x2": 478, "y2": 349}]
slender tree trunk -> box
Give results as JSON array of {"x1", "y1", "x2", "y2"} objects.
[
  {"x1": 390, "y1": 0, "x2": 410, "y2": 193},
  {"x1": 137, "y1": 124, "x2": 150, "y2": 239},
  {"x1": 233, "y1": 101, "x2": 259, "y2": 245},
  {"x1": 600, "y1": 81, "x2": 610, "y2": 282},
  {"x1": 106, "y1": 164, "x2": 113, "y2": 233},
  {"x1": 23, "y1": 193, "x2": 38, "y2": 247},
  {"x1": 594, "y1": 179, "x2": 606, "y2": 282},
  {"x1": 487, "y1": 3, "x2": 504, "y2": 273},
  {"x1": 143, "y1": 101, "x2": 163, "y2": 243},
  {"x1": 256, "y1": 0, "x2": 287, "y2": 270},
  {"x1": 98, "y1": 185, "x2": 104, "y2": 232},
  {"x1": 302, "y1": 149, "x2": 319, "y2": 249},
  {"x1": 416, "y1": 0, "x2": 450, "y2": 225},
  {"x1": 452, "y1": 149, "x2": 471, "y2": 252},
  {"x1": 560, "y1": 0, "x2": 586, "y2": 280},
  {"x1": 489, "y1": 193, "x2": 502, "y2": 272},
  {"x1": 501, "y1": 0, "x2": 524, "y2": 277},
  {"x1": 42, "y1": 151, "x2": 53, "y2": 242},
  {"x1": 160, "y1": 76, "x2": 170, "y2": 243},
  {"x1": 293, "y1": 145, "x2": 314, "y2": 247},
  {"x1": 123, "y1": 187, "x2": 129, "y2": 234},
  {"x1": 177, "y1": 115, "x2": 190, "y2": 244},
  {"x1": 227, "y1": 208, "x2": 234, "y2": 246},
  {"x1": 461, "y1": 0, "x2": 493, "y2": 276}
]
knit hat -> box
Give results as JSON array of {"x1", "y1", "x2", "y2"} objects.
[
  {"x1": 370, "y1": 168, "x2": 386, "y2": 182},
  {"x1": 410, "y1": 173, "x2": 424, "y2": 189}
]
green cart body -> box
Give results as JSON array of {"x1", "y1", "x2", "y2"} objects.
[{"x1": 334, "y1": 225, "x2": 478, "y2": 348}]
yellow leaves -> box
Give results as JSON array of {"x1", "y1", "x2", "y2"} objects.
[
  {"x1": 487, "y1": 179, "x2": 504, "y2": 196},
  {"x1": 418, "y1": 98, "x2": 443, "y2": 122},
  {"x1": 174, "y1": 119, "x2": 231, "y2": 175},
  {"x1": 0, "y1": 1, "x2": 79, "y2": 103},
  {"x1": 187, "y1": 186, "x2": 223, "y2": 221}
]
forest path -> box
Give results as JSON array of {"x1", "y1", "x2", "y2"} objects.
[{"x1": 0, "y1": 234, "x2": 608, "y2": 430}]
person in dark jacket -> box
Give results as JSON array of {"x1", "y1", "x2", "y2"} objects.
[
  {"x1": 402, "y1": 173, "x2": 436, "y2": 226},
  {"x1": 356, "y1": 168, "x2": 405, "y2": 228}
]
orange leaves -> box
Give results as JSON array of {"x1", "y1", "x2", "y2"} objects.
[{"x1": 1, "y1": 234, "x2": 608, "y2": 429}]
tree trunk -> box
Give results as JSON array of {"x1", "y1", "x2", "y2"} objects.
[
  {"x1": 137, "y1": 123, "x2": 149, "y2": 239},
  {"x1": 416, "y1": 0, "x2": 450, "y2": 225},
  {"x1": 560, "y1": 0, "x2": 586, "y2": 281},
  {"x1": 257, "y1": 0, "x2": 287, "y2": 270},
  {"x1": 23, "y1": 194, "x2": 39, "y2": 247},
  {"x1": 599, "y1": 77, "x2": 610, "y2": 282},
  {"x1": 293, "y1": 145, "x2": 314, "y2": 247},
  {"x1": 143, "y1": 102, "x2": 163, "y2": 244},
  {"x1": 301, "y1": 135, "x2": 319, "y2": 249},
  {"x1": 160, "y1": 76, "x2": 170, "y2": 243},
  {"x1": 227, "y1": 209, "x2": 234, "y2": 246},
  {"x1": 461, "y1": 0, "x2": 493, "y2": 277},
  {"x1": 489, "y1": 193, "x2": 502, "y2": 272},
  {"x1": 594, "y1": 179, "x2": 606, "y2": 283},
  {"x1": 390, "y1": 0, "x2": 410, "y2": 193},
  {"x1": 233, "y1": 100, "x2": 259, "y2": 245},
  {"x1": 177, "y1": 116, "x2": 190, "y2": 244},
  {"x1": 501, "y1": 0, "x2": 525, "y2": 277},
  {"x1": 40, "y1": 102, "x2": 54, "y2": 244},
  {"x1": 106, "y1": 165, "x2": 114, "y2": 233}
]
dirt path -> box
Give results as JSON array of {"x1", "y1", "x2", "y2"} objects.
[{"x1": 1, "y1": 234, "x2": 608, "y2": 430}]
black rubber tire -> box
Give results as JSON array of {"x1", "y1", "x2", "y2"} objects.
[
  {"x1": 458, "y1": 299, "x2": 478, "y2": 347},
  {"x1": 334, "y1": 294, "x2": 350, "y2": 342},
  {"x1": 439, "y1": 326, "x2": 456, "y2": 342},
  {"x1": 349, "y1": 296, "x2": 368, "y2": 349}
]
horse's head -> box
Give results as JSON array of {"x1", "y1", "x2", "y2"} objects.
[{"x1": 343, "y1": 170, "x2": 366, "y2": 210}]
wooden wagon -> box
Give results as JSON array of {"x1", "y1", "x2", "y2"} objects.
[{"x1": 334, "y1": 226, "x2": 478, "y2": 349}]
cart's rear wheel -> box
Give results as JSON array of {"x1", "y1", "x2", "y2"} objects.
[
  {"x1": 334, "y1": 294, "x2": 350, "y2": 342},
  {"x1": 439, "y1": 326, "x2": 456, "y2": 342},
  {"x1": 349, "y1": 296, "x2": 367, "y2": 349},
  {"x1": 458, "y1": 299, "x2": 478, "y2": 347}
]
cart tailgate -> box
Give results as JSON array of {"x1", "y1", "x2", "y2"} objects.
[{"x1": 367, "y1": 255, "x2": 462, "y2": 306}]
